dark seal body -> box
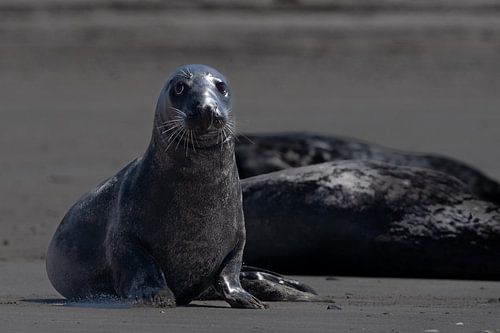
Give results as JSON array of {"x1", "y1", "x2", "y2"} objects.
[
  {"x1": 241, "y1": 161, "x2": 500, "y2": 279},
  {"x1": 46, "y1": 64, "x2": 267, "y2": 308},
  {"x1": 47, "y1": 143, "x2": 241, "y2": 304},
  {"x1": 235, "y1": 132, "x2": 500, "y2": 205}
]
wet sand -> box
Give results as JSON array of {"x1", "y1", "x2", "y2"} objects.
[{"x1": 1, "y1": 261, "x2": 500, "y2": 332}]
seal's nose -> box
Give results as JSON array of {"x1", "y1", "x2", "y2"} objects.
[
  {"x1": 190, "y1": 101, "x2": 219, "y2": 131},
  {"x1": 201, "y1": 103, "x2": 216, "y2": 114}
]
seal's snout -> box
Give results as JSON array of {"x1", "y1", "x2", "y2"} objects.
[
  {"x1": 197, "y1": 102, "x2": 217, "y2": 117},
  {"x1": 187, "y1": 101, "x2": 225, "y2": 132}
]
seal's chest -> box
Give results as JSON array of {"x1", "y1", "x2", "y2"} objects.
[
  {"x1": 150, "y1": 211, "x2": 239, "y2": 279},
  {"x1": 156, "y1": 226, "x2": 237, "y2": 299},
  {"x1": 146, "y1": 178, "x2": 242, "y2": 297}
]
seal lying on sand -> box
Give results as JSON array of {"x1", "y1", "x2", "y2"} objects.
[
  {"x1": 235, "y1": 133, "x2": 500, "y2": 205},
  {"x1": 241, "y1": 161, "x2": 500, "y2": 279},
  {"x1": 46, "y1": 64, "x2": 318, "y2": 308}
]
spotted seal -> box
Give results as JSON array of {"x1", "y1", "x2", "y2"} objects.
[
  {"x1": 235, "y1": 132, "x2": 500, "y2": 205},
  {"x1": 241, "y1": 161, "x2": 500, "y2": 279}
]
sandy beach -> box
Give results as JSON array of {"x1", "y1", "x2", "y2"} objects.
[
  {"x1": 1, "y1": 1, "x2": 500, "y2": 331},
  {"x1": 1, "y1": 261, "x2": 500, "y2": 332}
]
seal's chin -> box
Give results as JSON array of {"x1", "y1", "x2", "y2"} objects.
[
  {"x1": 158, "y1": 122, "x2": 232, "y2": 152},
  {"x1": 192, "y1": 126, "x2": 233, "y2": 146}
]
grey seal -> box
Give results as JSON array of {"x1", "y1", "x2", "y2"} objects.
[
  {"x1": 241, "y1": 161, "x2": 500, "y2": 279},
  {"x1": 46, "y1": 64, "x2": 317, "y2": 308},
  {"x1": 235, "y1": 132, "x2": 500, "y2": 205}
]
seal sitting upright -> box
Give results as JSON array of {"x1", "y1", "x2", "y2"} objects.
[{"x1": 46, "y1": 64, "x2": 312, "y2": 308}]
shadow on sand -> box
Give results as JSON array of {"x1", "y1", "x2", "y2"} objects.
[{"x1": 22, "y1": 298, "x2": 228, "y2": 309}]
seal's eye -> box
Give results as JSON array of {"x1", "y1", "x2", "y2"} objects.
[
  {"x1": 174, "y1": 82, "x2": 185, "y2": 95},
  {"x1": 216, "y1": 81, "x2": 228, "y2": 96}
]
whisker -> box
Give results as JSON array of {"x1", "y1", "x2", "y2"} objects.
[
  {"x1": 166, "y1": 123, "x2": 184, "y2": 142},
  {"x1": 225, "y1": 123, "x2": 235, "y2": 135},
  {"x1": 223, "y1": 128, "x2": 230, "y2": 150},
  {"x1": 238, "y1": 133, "x2": 254, "y2": 144},
  {"x1": 231, "y1": 125, "x2": 253, "y2": 145},
  {"x1": 223, "y1": 117, "x2": 253, "y2": 144},
  {"x1": 165, "y1": 127, "x2": 184, "y2": 152},
  {"x1": 226, "y1": 121, "x2": 236, "y2": 133},
  {"x1": 175, "y1": 129, "x2": 187, "y2": 151},
  {"x1": 171, "y1": 112, "x2": 185, "y2": 119},
  {"x1": 169, "y1": 106, "x2": 187, "y2": 116},
  {"x1": 193, "y1": 131, "x2": 200, "y2": 148},
  {"x1": 158, "y1": 123, "x2": 180, "y2": 130},
  {"x1": 166, "y1": 125, "x2": 183, "y2": 141},
  {"x1": 161, "y1": 123, "x2": 183, "y2": 135},
  {"x1": 158, "y1": 119, "x2": 184, "y2": 127},
  {"x1": 161, "y1": 126, "x2": 182, "y2": 135},
  {"x1": 190, "y1": 130, "x2": 196, "y2": 152},
  {"x1": 219, "y1": 129, "x2": 224, "y2": 152},
  {"x1": 224, "y1": 125, "x2": 240, "y2": 143},
  {"x1": 171, "y1": 110, "x2": 185, "y2": 117},
  {"x1": 179, "y1": 69, "x2": 189, "y2": 79}
]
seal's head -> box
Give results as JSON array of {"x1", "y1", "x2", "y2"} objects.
[{"x1": 155, "y1": 64, "x2": 234, "y2": 150}]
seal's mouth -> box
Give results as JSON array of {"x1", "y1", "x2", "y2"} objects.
[
  {"x1": 184, "y1": 103, "x2": 227, "y2": 133},
  {"x1": 157, "y1": 106, "x2": 234, "y2": 152}
]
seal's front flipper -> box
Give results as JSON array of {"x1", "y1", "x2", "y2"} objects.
[
  {"x1": 215, "y1": 239, "x2": 268, "y2": 309},
  {"x1": 108, "y1": 240, "x2": 176, "y2": 307},
  {"x1": 200, "y1": 266, "x2": 323, "y2": 302},
  {"x1": 240, "y1": 266, "x2": 323, "y2": 302}
]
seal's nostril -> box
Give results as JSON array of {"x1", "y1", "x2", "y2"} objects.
[
  {"x1": 202, "y1": 104, "x2": 217, "y2": 114},
  {"x1": 190, "y1": 101, "x2": 221, "y2": 131},
  {"x1": 212, "y1": 112, "x2": 226, "y2": 129}
]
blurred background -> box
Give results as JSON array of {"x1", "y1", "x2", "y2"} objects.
[{"x1": 1, "y1": 0, "x2": 500, "y2": 261}]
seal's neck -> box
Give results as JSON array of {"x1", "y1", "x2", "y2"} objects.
[{"x1": 143, "y1": 124, "x2": 237, "y2": 182}]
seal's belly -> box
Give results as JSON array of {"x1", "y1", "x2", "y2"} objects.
[
  {"x1": 150, "y1": 220, "x2": 237, "y2": 302},
  {"x1": 164, "y1": 243, "x2": 227, "y2": 301}
]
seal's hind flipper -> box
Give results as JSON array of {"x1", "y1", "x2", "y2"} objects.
[
  {"x1": 239, "y1": 266, "x2": 323, "y2": 302},
  {"x1": 241, "y1": 266, "x2": 317, "y2": 294}
]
